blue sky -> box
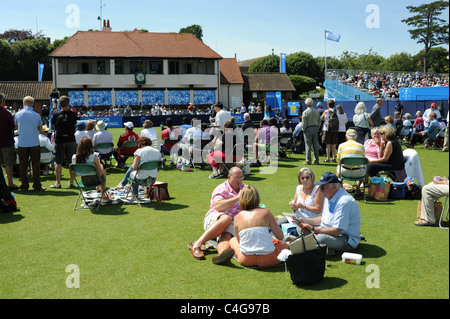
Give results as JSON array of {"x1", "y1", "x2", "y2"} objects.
[{"x1": 2, "y1": 0, "x2": 449, "y2": 61}]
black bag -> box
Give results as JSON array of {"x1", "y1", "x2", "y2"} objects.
[
  {"x1": 285, "y1": 233, "x2": 327, "y2": 286},
  {"x1": 0, "y1": 171, "x2": 17, "y2": 214}
]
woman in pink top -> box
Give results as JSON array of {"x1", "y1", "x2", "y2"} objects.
[{"x1": 364, "y1": 127, "x2": 381, "y2": 160}]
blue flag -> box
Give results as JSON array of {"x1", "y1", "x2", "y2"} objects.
[
  {"x1": 38, "y1": 63, "x2": 44, "y2": 82},
  {"x1": 325, "y1": 30, "x2": 341, "y2": 42}
]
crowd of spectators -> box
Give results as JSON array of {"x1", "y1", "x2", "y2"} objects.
[{"x1": 330, "y1": 70, "x2": 449, "y2": 100}]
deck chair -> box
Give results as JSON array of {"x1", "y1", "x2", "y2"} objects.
[
  {"x1": 439, "y1": 195, "x2": 449, "y2": 230},
  {"x1": 95, "y1": 142, "x2": 114, "y2": 167},
  {"x1": 40, "y1": 147, "x2": 55, "y2": 175},
  {"x1": 125, "y1": 160, "x2": 161, "y2": 207},
  {"x1": 119, "y1": 140, "x2": 138, "y2": 167},
  {"x1": 338, "y1": 157, "x2": 369, "y2": 201},
  {"x1": 69, "y1": 163, "x2": 105, "y2": 211},
  {"x1": 279, "y1": 132, "x2": 294, "y2": 158}
]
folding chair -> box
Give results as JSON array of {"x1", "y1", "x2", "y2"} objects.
[
  {"x1": 439, "y1": 195, "x2": 449, "y2": 230},
  {"x1": 69, "y1": 163, "x2": 105, "y2": 211},
  {"x1": 119, "y1": 140, "x2": 138, "y2": 167},
  {"x1": 95, "y1": 142, "x2": 114, "y2": 167},
  {"x1": 125, "y1": 160, "x2": 161, "y2": 207},
  {"x1": 279, "y1": 132, "x2": 294, "y2": 158},
  {"x1": 338, "y1": 157, "x2": 369, "y2": 201},
  {"x1": 40, "y1": 147, "x2": 55, "y2": 175}
]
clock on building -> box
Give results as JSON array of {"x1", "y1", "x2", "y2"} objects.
[{"x1": 135, "y1": 72, "x2": 146, "y2": 84}]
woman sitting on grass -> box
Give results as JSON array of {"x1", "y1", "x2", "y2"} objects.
[
  {"x1": 116, "y1": 137, "x2": 162, "y2": 196},
  {"x1": 229, "y1": 185, "x2": 288, "y2": 268},
  {"x1": 72, "y1": 136, "x2": 109, "y2": 203},
  {"x1": 276, "y1": 167, "x2": 324, "y2": 229}
]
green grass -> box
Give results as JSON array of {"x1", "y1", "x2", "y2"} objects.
[{"x1": 0, "y1": 127, "x2": 448, "y2": 299}]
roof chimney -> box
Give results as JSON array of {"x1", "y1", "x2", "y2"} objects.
[{"x1": 102, "y1": 19, "x2": 112, "y2": 32}]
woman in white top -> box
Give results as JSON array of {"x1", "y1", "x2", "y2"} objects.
[
  {"x1": 116, "y1": 137, "x2": 162, "y2": 195},
  {"x1": 140, "y1": 119, "x2": 158, "y2": 140},
  {"x1": 229, "y1": 185, "x2": 288, "y2": 268},
  {"x1": 336, "y1": 104, "x2": 348, "y2": 146},
  {"x1": 353, "y1": 102, "x2": 374, "y2": 145},
  {"x1": 279, "y1": 119, "x2": 293, "y2": 144},
  {"x1": 276, "y1": 167, "x2": 325, "y2": 228},
  {"x1": 71, "y1": 137, "x2": 109, "y2": 203}
]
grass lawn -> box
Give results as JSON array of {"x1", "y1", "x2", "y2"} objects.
[{"x1": 0, "y1": 126, "x2": 448, "y2": 300}]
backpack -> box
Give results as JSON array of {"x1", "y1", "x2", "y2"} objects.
[
  {"x1": 54, "y1": 111, "x2": 75, "y2": 142},
  {"x1": 328, "y1": 110, "x2": 339, "y2": 133}
]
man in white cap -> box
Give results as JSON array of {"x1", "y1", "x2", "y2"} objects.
[
  {"x1": 113, "y1": 121, "x2": 139, "y2": 168},
  {"x1": 92, "y1": 120, "x2": 114, "y2": 164}
]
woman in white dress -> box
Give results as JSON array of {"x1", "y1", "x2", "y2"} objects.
[{"x1": 140, "y1": 120, "x2": 158, "y2": 141}]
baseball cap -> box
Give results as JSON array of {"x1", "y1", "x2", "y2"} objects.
[
  {"x1": 124, "y1": 121, "x2": 134, "y2": 129},
  {"x1": 430, "y1": 103, "x2": 436, "y2": 107},
  {"x1": 315, "y1": 172, "x2": 341, "y2": 186}
]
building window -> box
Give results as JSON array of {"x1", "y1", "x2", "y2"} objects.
[
  {"x1": 168, "y1": 61, "x2": 179, "y2": 74},
  {"x1": 148, "y1": 61, "x2": 163, "y2": 74},
  {"x1": 81, "y1": 62, "x2": 89, "y2": 74},
  {"x1": 130, "y1": 60, "x2": 145, "y2": 74},
  {"x1": 97, "y1": 61, "x2": 106, "y2": 74},
  {"x1": 115, "y1": 60, "x2": 123, "y2": 74}
]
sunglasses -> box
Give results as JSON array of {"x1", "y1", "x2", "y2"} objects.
[{"x1": 300, "y1": 176, "x2": 311, "y2": 180}]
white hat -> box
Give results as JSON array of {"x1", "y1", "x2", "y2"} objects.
[
  {"x1": 95, "y1": 120, "x2": 107, "y2": 131},
  {"x1": 124, "y1": 121, "x2": 134, "y2": 129}
]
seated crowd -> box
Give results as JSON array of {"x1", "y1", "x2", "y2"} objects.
[{"x1": 1, "y1": 93, "x2": 448, "y2": 270}]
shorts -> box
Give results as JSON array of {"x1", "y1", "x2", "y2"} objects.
[
  {"x1": 0, "y1": 145, "x2": 16, "y2": 166},
  {"x1": 337, "y1": 166, "x2": 366, "y2": 179},
  {"x1": 203, "y1": 211, "x2": 235, "y2": 237},
  {"x1": 55, "y1": 142, "x2": 77, "y2": 165}
]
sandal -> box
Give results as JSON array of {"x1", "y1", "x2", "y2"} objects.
[
  {"x1": 187, "y1": 241, "x2": 213, "y2": 251},
  {"x1": 414, "y1": 219, "x2": 435, "y2": 226}
]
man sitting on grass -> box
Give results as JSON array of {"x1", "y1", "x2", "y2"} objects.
[
  {"x1": 189, "y1": 167, "x2": 245, "y2": 264},
  {"x1": 297, "y1": 172, "x2": 361, "y2": 255}
]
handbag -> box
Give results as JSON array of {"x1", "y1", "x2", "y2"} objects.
[
  {"x1": 369, "y1": 177, "x2": 391, "y2": 201},
  {"x1": 147, "y1": 182, "x2": 170, "y2": 201},
  {"x1": 285, "y1": 232, "x2": 327, "y2": 286}
]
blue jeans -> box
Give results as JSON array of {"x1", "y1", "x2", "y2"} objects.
[{"x1": 120, "y1": 166, "x2": 139, "y2": 195}]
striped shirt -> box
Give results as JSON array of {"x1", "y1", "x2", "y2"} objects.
[{"x1": 337, "y1": 139, "x2": 365, "y2": 168}]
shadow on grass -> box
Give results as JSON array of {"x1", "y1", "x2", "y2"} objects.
[
  {"x1": 151, "y1": 202, "x2": 189, "y2": 211},
  {"x1": 93, "y1": 204, "x2": 128, "y2": 216},
  {"x1": 0, "y1": 212, "x2": 24, "y2": 224},
  {"x1": 291, "y1": 276, "x2": 348, "y2": 290}
]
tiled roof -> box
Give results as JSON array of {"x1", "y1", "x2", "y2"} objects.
[
  {"x1": 243, "y1": 73, "x2": 296, "y2": 92},
  {"x1": 50, "y1": 29, "x2": 222, "y2": 59},
  {"x1": 220, "y1": 58, "x2": 244, "y2": 84},
  {"x1": 0, "y1": 81, "x2": 54, "y2": 101}
]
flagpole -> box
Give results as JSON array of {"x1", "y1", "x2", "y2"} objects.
[{"x1": 324, "y1": 30, "x2": 327, "y2": 80}]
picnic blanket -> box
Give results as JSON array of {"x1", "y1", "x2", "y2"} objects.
[{"x1": 80, "y1": 186, "x2": 151, "y2": 208}]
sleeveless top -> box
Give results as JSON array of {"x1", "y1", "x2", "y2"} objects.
[
  {"x1": 387, "y1": 139, "x2": 405, "y2": 170},
  {"x1": 239, "y1": 227, "x2": 275, "y2": 255},
  {"x1": 295, "y1": 185, "x2": 322, "y2": 219}
]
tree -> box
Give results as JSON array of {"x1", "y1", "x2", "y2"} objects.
[
  {"x1": 179, "y1": 25, "x2": 203, "y2": 41},
  {"x1": 286, "y1": 52, "x2": 321, "y2": 79},
  {"x1": 0, "y1": 39, "x2": 15, "y2": 80},
  {"x1": 248, "y1": 55, "x2": 280, "y2": 73},
  {"x1": 402, "y1": 1, "x2": 449, "y2": 73},
  {"x1": 415, "y1": 46, "x2": 449, "y2": 73},
  {"x1": 288, "y1": 75, "x2": 317, "y2": 99},
  {"x1": 380, "y1": 52, "x2": 418, "y2": 72},
  {"x1": 0, "y1": 29, "x2": 35, "y2": 44}
]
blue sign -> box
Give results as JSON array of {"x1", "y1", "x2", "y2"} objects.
[
  {"x1": 233, "y1": 113, "x2": 245, "y2": 125},
  {"x1": 38, "y1": 63, "x2": 44, "y2": 82},
  {"x1": 82, "y1": 116, "x2": 123, "y2": 129},
  {"x1": 287, "y1": 102, "x2": 300, "y2": 116},
  {"x1": 280, "y1": 53, "x2": 286, "y2": 73}
]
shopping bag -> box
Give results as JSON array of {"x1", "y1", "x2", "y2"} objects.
[
  {"x1": 369, "y1": 181, "x2": 391, "y2": 201},
  {"x1": 285, "y1": 243, "x2": 327, "y2": 286}
]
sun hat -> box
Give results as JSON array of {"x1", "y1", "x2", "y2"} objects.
[{"x1": 96, "y1": 120, "x2": 107, "y2": 131}]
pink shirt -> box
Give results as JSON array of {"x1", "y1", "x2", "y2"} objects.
[
  {"x1": 206, "y1": 181, "x2": 244, "y2": 219},
  {"x1": 364, "y1": 139, "x2": 380, "y2": 160}
]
